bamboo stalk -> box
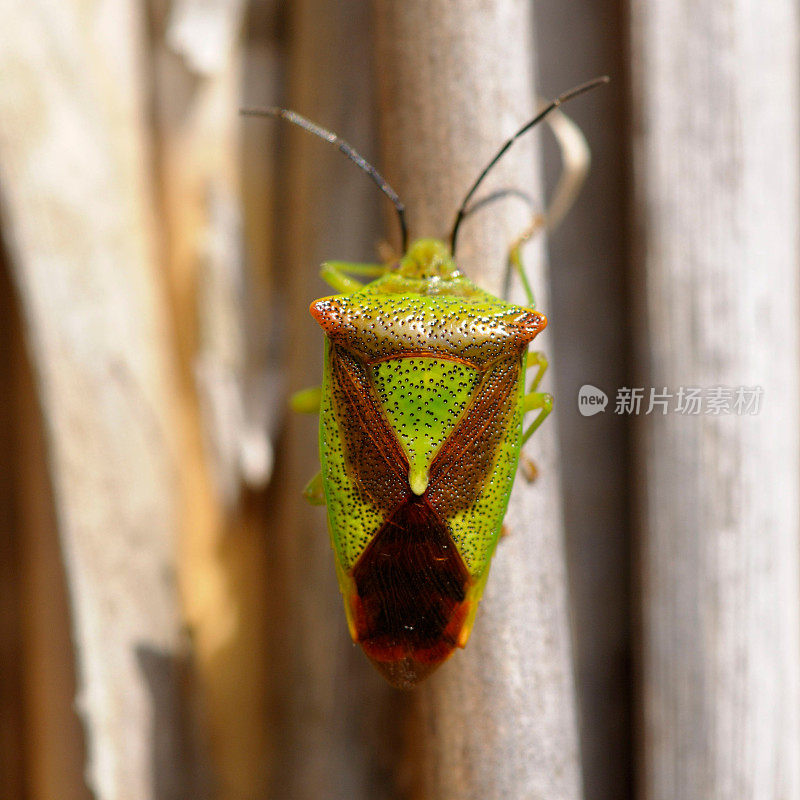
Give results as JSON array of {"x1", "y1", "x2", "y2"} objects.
[
  {"x1": 630, "y1": 2, "x2": 800, "y2": 797},
  {"x1": 374, "y1": 3, "x2": 583, "y2": 798},
  {"x1": 262, "y1": 2, "x2": 407, "y2": 798},
  {"x1": 536, "y1": 4, "x2": 634, "y2": 798}
]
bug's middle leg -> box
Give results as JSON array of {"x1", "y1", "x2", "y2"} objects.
[
  {"x1": 288, "y1": 388, "x2": 327, "y2": 505},
  {"x1": 290, "y1": 385, "x2": 321, "y2": 414},
  {"x1": 521, "y1": 390, "x2": 553, "y2": 446},
  {"x1": 521, "y1": 350, "x2": 553, "y2": 446},
  {"x1": 506, "y1": 353, "x2": 553, "y2": 526}
]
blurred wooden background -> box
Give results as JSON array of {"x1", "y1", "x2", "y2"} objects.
[{"x1": 0, "y1": 1, "x2": 797, "y2": 799}]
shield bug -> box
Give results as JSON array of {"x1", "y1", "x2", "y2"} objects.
[{"x1": 244, "y1": 76, "x2": 607, "y2": 688}]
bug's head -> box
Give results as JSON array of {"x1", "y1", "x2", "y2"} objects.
[{"x1": 397, "y1": 238, "x2": 458, "y2": 280}]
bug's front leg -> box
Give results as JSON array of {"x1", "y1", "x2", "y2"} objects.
[
  {"x1": 508, "y1": 220, "x2": 544, "y2": 308},
  {"x1": 320, "y1": 261, "x2": 387, "y2": 293},
  {"x1": 507, "y1": 103, "x2": 592, "y2": 309}
]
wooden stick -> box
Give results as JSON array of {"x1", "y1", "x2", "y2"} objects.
[
  {"x1": 630, "y1": 2, "x2": 800, "y2": 797},
  {"x1": 536, "y1": 6, "x2": 633, "y2": 798},
  {"x1": 374, "y1": 2, "x2": 584, "y2": 798},
  {"x1": 261, "y1": 2, "x2": 407, "y2": 798}
]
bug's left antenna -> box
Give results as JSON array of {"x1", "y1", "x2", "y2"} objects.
[
  {"x1": 241, "y1": 106, "x2": 408, "y2": 253},
  {"x1": 449, "y1": 75, "x2": 609, "y2": 254}
]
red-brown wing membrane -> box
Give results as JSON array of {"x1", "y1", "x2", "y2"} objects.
[
  {"x1": 427, "y1": 357, "x2": 522, "y2": 513},
  {"x1": 328, "y1": 344, "x2": 409, "y2": 512},
  {"x1": 350, "y1": 495, "x2": 471, "y2": 666}
]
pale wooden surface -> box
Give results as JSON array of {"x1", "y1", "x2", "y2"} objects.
[
  {"x1": 150, "y1": 2, "x2": 276, "y2": 797},
  {"x1": 5, "y1": 2, "x2": 796, "y2": 797},
  {"x1": 375, "y1": 2, "x2": 583, "y2": 798},
  {"x1": 630, "y1": 1, "x2": 800, "y2": 798},
  {"x1": 0, "y1": 3, "x2": 189, "y2": 798}
]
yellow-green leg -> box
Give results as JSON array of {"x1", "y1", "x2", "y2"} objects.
[
  {"x1": 289, "y1": 387, "x2": 325, "y2": 505},
  {"x1": 509, "y1": 229, "x2": 553, "y2": 447},
  {"x1": 302, "y1": 471, "x2": 326, "y2": 505},
  {"x1": 290, "y1": 385, "x2": 321, "y2": 414},
  {"x1": 521, "y1": 350, "x2": 553, "y2": 446},
  {"x1": 507, "y1": 102, "x2": 591, "y2": 309},
  {"x1": 320, "y1": 261, "x2": 388, "y2": 293},
  {"x1": 506, "y1": 352, "x2": 552, "y2": 525},
  {"x1": 508, "y1": 216, "x2": 545, "y2": 308}
]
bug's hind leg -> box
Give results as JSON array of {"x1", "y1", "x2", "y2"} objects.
[
  {"x1": 320, "y1": 261, "x2": 388, "y2": 293},
  {"x1": 518, "y1": 453, "x2": 539, "y2": 483},
  {"x1": 302, "y1": 471, "x2": 326, "y2": 505}
]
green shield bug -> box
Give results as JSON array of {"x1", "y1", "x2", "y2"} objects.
[{"x1": 244, "y1": 76, "x2": 607, "y2": 688}]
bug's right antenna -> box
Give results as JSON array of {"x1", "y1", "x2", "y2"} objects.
[
  {"x1": 449, "y1": 75, "x2": 610, "y2": 255},
  {"x1": 242, "y1": 106, "x2": 409, "y2": 253}
]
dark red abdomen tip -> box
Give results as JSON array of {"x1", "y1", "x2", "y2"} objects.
[{"x1": 350, "y1": 495, "x2": 472, "y2": 689}]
